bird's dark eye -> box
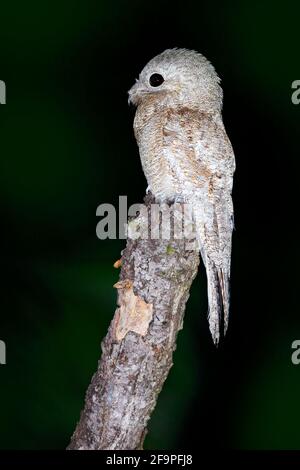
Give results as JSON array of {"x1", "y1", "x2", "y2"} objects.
[{"x1": 149, "y1": 73, "x2": 164, "y2": 87}]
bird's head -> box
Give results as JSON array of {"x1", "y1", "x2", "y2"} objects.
[{"x1": 128, "y1": 48, "x2": 223, "y2": 112}]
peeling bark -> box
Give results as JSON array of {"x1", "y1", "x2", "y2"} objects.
[{"x1": 68, "y1": 194, "x2": 200, "y2": 450}]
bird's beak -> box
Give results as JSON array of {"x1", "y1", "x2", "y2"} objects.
[
  {"x1": 128, "y1": 81, "x2": 140, "y2": 106},
  {"x1": 128, "y1": 80, "x2": 149, "y2": 106}
]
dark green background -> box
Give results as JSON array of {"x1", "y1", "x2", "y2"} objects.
[{"x1": 0, "y1": 0, "x2": 299, "y2": 450}]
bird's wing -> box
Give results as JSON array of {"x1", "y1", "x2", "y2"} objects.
[{"x1": 161, "y1": 108, "x2": 235, "y2": 343}]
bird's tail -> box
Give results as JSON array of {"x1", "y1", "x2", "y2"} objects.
[
  {"x1": 205, "y1": 260, "x2": 230, "y2": 345},
  {"x1": 193, "y1": 201, "x2": 232, "y2": 345}
]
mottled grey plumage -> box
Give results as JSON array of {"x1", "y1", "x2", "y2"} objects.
[{"x1": 128, "y1": 48, "x2": 235, "y2": 344}]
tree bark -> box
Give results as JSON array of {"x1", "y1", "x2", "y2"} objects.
[{"x1": 68, "y1": 194, "x2": 200, "y2": 450}]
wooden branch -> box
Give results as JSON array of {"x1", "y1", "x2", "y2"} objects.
[{"x1": 68, "y1": 194, "x2": 200, "y2": 450}]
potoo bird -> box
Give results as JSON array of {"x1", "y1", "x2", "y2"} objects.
[{"x1": 128, "y1": 48, "x2": 235, "y2": 345}]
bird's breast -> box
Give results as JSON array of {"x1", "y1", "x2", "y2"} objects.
[{"x1": 134, "y1": 109, "x2": 182, "y2": 202}]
